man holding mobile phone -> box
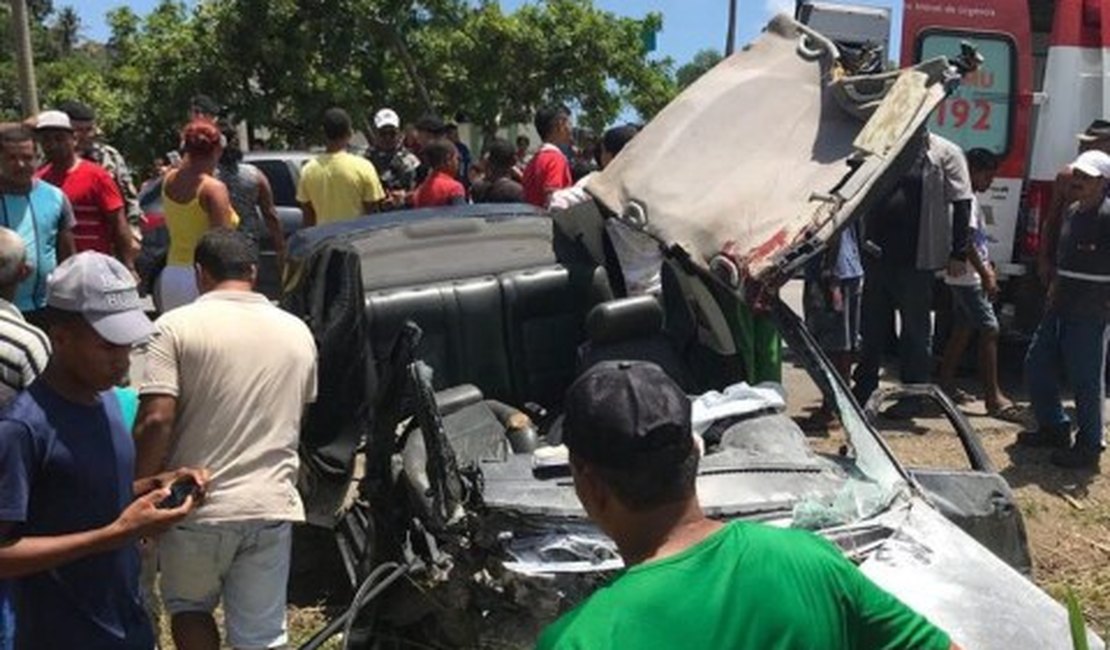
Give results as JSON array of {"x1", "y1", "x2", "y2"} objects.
[{"x1": 0, "y1": 251, "x2": 208, "y2": 649}]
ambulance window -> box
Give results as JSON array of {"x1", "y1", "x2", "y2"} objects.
[{"x1": 918, "y1": 32, "x2": 1014, "y2": 156}]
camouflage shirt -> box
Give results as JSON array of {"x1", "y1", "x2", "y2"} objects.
[
  {"x1": 366, "y1": 146, "x2": 421, "y2": 192},
  {"x1": 82, "y1": 141, "x2": 141, "y2": 226}
]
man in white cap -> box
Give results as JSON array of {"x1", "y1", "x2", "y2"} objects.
[
  {"x1": 366, "y1": 107, "x2": 421, "y2": 208},
  {"x1": 1038, "y1": 119, "x2": 1110, "y2": 285},
  {"x1": 33, "y1": 110, "x2": 133, "y2": 274},
  {"x1": 0, "y1": 251, "x2": 208, "y2": 648},
  {"x1": 1021, "y1": 149, "x2": 1110, "y2": 470}
]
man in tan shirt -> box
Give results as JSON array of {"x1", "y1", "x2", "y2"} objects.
[{"x1": 134, "y1": 228, "x2": 317, "y2": 650}]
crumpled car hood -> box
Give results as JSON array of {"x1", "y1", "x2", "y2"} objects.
[
  {"x1": 586, "y1": 14, "x2": 948, "y2": 291},
  {"x1": 863, "y1": 498, "x2": 1104, "y2": 649}
]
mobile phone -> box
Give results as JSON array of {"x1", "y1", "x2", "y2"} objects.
[{"x1": 157, "y1": 477, "x2": 199, "y2": 509}]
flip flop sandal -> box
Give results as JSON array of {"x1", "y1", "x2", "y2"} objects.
[{"x1": 988, "y1": 403, "x2": 1027, "y2": 423}]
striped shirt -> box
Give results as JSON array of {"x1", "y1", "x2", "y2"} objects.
[{"x1": 0, "y1": 299, "x2": 50, "y2": 407}]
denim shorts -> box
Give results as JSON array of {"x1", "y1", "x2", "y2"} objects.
[
  {"x1": 159, "y1": 521, "x2": 292, "y2": 649},
  {"x1": 950, "y1": 284, "x2": 999, "y2": 332}
]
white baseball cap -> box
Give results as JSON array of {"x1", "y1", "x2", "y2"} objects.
[
  {"x1": 34, "y1": 110, "x2": 73, "y2": 132},
  {"x1": 47, "y1": 252, "x2": 154, "y2": 345},
  {"x1": 1071, "y1": 150, "x2": 1110, "y2": 179},
  {"x1": 374, "y1": 108, "x2": 401, "y2": 130}
]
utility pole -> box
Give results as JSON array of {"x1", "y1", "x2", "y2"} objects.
[
  {"x1": 11, "y1": 0, "x2": 39, "y2": 116},
  {"x1": 725, "y1": 0, "x2": 738, "y2": 56}
]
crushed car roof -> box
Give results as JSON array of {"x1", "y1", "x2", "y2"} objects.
[{"x1": 586, "y1": 14, "x2": 949, "y2": 292}]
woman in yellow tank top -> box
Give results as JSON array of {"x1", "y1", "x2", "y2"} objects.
[{"x1": 157, "y1": 119, "x2": 239, "y2": 311}]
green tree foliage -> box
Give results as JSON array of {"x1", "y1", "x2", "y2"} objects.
[
  {"x1": 675, "y1": 48, "x2": 723, "y2": 90},
  {"x1": 416, "y1": 0, "x2": 675, "y2": 134},
  {"x1": 51, "y1": 6, "x2": 80, "y2": 56},
  {"x1": 1, "y1": 0, "x2": 677, "y2": 167}
]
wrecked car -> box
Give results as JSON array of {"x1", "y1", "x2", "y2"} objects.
[{"x1": 283, "y1": 15, "x2": 1103, "y2": 650}]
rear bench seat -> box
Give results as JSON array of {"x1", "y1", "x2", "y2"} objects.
[
  {"x1": 366, "y1": 276, "x2": 513, "y2": 402},
  {"x1": 365, "y1": 264, "x2": 602, "y2": 409}
]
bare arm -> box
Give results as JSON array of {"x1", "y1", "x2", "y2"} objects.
[
  {"x1": 256, "y1": 172, "x2": 287, "y2": 269},
  {"x1": 199, "y1": 177, "x2": 235, "y2": 228},
  {"x1": 301, "y1": 202, "x2": 317, "y2": 228},
  {"x1": 107, "y1": 208, "x2": 135, "y2": 270},
  {"x1": 56, "y1": 227, "x2": 75, "y2": 262},
  {"x1": 0, "y1": 488, "x2": 195, "y2": 579},
  {"x1": 133, "y1": 394, "x2": 179, "y2": 479}
]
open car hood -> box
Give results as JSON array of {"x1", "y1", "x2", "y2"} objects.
[{"x1": 586, "y1": 14, "x2": 954, "y2": 293}]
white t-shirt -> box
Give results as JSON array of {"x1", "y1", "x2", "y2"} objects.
[
  {"x1": 945, "y1": 196, "x2": 991, "y2": 287},
  {"x1": 141, "y1": 290, "x2": 318, "y2": 524}
]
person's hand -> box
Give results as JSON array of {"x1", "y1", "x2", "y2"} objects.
[
  {"x1": 947, "y1": 258, "x2": 968, "y2": 278},
  {"x1": 982, "y1": 268, "x2": 999, "y2": 300},
  {"x1": 112, "y1": 486, "x2": 196, "y2": 540},
  {"x1": 136, "y1": 467, "x2": 210, "y2": 503}
]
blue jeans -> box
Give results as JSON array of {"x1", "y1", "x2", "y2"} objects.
[
  {"x1": 0, "y1": 580, "x2": 13, "y2": 650},
  {"x1": 1025, "y1": 312, "x2": 1110, "y2": 450},
  {"x1": 854, "y1": 264, "x2": 935, "y2": 403}
]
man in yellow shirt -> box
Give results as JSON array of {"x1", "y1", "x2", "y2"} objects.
[{"x1": 296, "y1": 108, "x2": 385, "y2": 226}]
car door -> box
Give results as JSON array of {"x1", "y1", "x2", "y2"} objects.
[{"x1": 864, "y1": 385, "x2": 1033, "y2": 574}]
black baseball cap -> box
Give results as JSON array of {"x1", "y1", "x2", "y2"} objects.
[
  {"x1": 563, "y1": 361, "x2": 692, "y2": 469},
  {"x1": 58, "y1": 100, "x2": 95, "y2": 122},
  {"x1": 415, "y1": 114, "x2": 446, "y2": 135},
  {"x1": 1078, "y1": 119, "x2": 1110, "y2": 143},
  {"x1": 190, "y1": 94, "x2": 221, "y2": 117}
]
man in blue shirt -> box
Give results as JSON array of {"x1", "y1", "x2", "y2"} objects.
[
  {"x1": 0, "y1": 251, "x2": 207, "y2": 649},
  {"x1": 0, "y1": 125, "x2": 76, "y2": 316}
]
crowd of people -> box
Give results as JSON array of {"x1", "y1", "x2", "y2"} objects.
[
  {"x1": 0, "y1": 93, "x2": 317, "y2": 649},
  {"x1": 299, "y1": 102, "x2": 625, "y2": 219},
  {"x1": 802, "y1": 120, "x2": 1110, "y2": 472},
  {"x1": 0, "y1": 81, "x2": 1104, "y2": 650}
]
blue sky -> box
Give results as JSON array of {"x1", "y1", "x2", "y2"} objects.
[{"x1": 75, "y1": 0, "x2": 902, "y2": 66}]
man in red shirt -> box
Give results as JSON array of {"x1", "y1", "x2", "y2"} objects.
[
  {"x1": 33, "y1": 111, "x2": 133, "y2": 274},
  {"x1": 412, "y1": 139, "x2": 467, "y2": 208},
  {"x1": 522, "y1": 105, "x2": 573, "y2": 208}
]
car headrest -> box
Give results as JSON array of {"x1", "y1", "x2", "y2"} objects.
[{"x1": 586, "y1": 296, "x2": 664, "y2": 345}]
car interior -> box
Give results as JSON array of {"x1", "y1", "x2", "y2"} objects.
[{"x1": 284, "y1": 203, "x2": 753, "y2": 525}]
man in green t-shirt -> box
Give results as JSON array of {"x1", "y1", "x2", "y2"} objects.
[{"x1": 538, "y1": 361, "x2": 960, "y2": 650}]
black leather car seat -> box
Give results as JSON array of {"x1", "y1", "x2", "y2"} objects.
[{"x1": 578, "y1": 295, "x2": 695, "y2": 390}]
